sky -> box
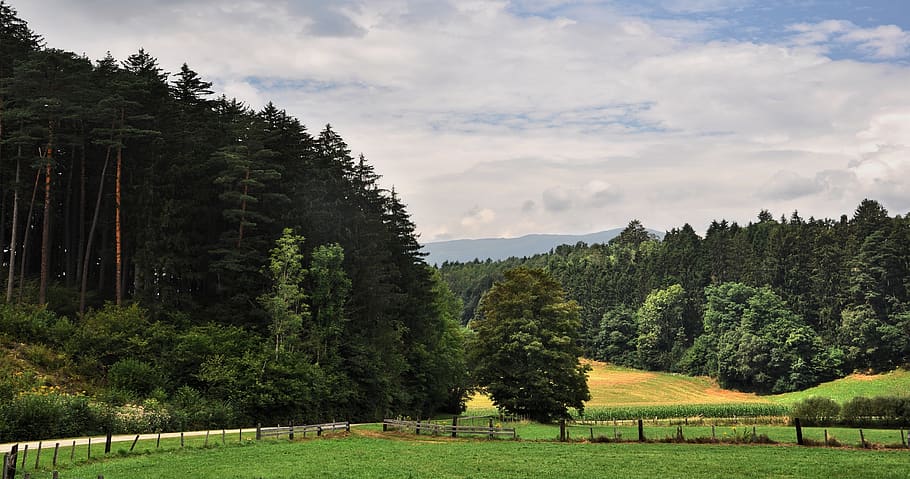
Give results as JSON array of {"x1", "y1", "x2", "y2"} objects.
[{"x1": 11, "y1": 0, "x2": 910, "y2": 242}]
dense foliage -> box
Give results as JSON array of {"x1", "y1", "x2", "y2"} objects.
[
  {"x1": 469, "y1": 268, "x2": 591, "y2": 422},
  {"x1": 442, "y1": 206, "x2": 910, "y2": 393},
  {"x1": 791, "y1": 395, "x2": 910, "y2": 427},
  {"x1": 0, "y1": 2, "x2": 467, "y2": 434}
]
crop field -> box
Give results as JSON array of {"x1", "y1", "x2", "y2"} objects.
[
  {"x1": 467, "y1": 361, "x2": 910, "y2": 415},
  {"x1": 18, "y1": 429, "x2": 910, "y2": 479}
]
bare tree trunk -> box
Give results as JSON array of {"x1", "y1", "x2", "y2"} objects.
[
  {"x1": 6, "y1": 155, "x2": 20, "y2": 302},
  {"x1": 237, "y1": 168, "x2": 249, "y2": 247},
  {"x1": 80, "y1": 143, "x2": 111, "y2": 313},
  {"x1": 76, "y1": 137, "x2": 86, "y2": 282},
  {"x1": 115, "y1": 136, "x2": 122, "y2": 305},
  {"x1": 64, "y1": 144, "x2": 75, "y2": 285},
  {"x1": 38, "y1": 122, "x2": 54, "y2": 305},
  {"x1": 18, "y1": 166, "x2": 40, "y2": 303}
]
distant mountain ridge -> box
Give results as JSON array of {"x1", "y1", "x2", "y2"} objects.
[{"x1": 422, "y1": 228, "x2": 662, "y2": 265}]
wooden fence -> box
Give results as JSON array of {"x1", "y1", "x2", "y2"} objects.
[
  {"x1": 1, "y1": 421, "x2": 351, "y2": 479},
  {"x1": 382, "y1": 419, "x2": 516, "y2": 439},
  {"x1": 256, "y1": 422, "x2": 350, "y2": 440}
]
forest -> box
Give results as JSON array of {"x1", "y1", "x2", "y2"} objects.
[
  {"x1": 441, "y1": 203, "x2": 910, "y2": 394},
  {"x1": 0, "y1": 2, "x2": 467, "y2": 438}
]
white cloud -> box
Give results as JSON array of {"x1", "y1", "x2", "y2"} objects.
[
  {"x1": 460, "y1": 207, "x2": 497, "y2": 228},
  {"x1": 788, "y1": 20, "x2": 910, "y2": 59},
  {"x1": 10, "y1": 0, "x2": 910, "y2": 240}
]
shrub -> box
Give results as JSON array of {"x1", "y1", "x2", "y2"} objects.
[
  {"x1": 791, "y1": 397, "x2": 840, "y2": 426},
  {"x1": 841, "y1": 396, "x2": 875, "y2": 426},
  {"x1": 108, "y1": 358, "x2": 165, "y2": 398},
  {"x1": 112, "y1": 398, "x2": 172, "y2": 433},
  {"x1": 0, "y1": 393, "x2": 112, "y2": 441}
]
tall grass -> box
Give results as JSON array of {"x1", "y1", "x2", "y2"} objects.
[{"x1": 576, "y1": 403, "x2": 790, "y2": 421}]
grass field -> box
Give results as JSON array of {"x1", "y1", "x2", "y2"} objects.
[
  {"x1": 772, "y1": 369, "x2": 910, "y2": 404},
  {"x1": 467, "y1": 361, "x2": 910, "y2": 412},
  {"x1": 24, "y1": 430, "x2": 910, "y2": 479}
]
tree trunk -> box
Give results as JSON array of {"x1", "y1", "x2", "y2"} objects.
[
  {"x1": 80, "y1": 143, "x2": 111, "y2": 313},
  {"x1": 237, "y1": 168, "x2": 249, "y2": 247},
  {"x1": 114, "y1": 108, "x2": 124, "y2": 305},
  {"x1": 115, "y1": 142, "x2": 122, "y2": 305},
  {"x1": 6, "y1": 156, "x2": 20, "y2": 302},
  {"x1": 39, "y1": 123, "x2": 54, "y2": 305},
  {"x1": 76, "y1": 136, "x2": 86, "y2": 282},
  {"x1": 64, "y1": 144, "x2": 75, "y2": 285},
  {"x1": 18, "y1": 167, "x2": 41, "y2": 303}
]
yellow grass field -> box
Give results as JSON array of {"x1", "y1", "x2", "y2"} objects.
[
  {"x1": 467, "y1": 359, "x2": 767, "y2": 409},
  {"x1": 467, "y1": 360, "x2": 910, "y2": 410}
]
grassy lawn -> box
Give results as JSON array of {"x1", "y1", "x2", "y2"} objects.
[{"x1": 25, "y1": 431, "x2": 910, "y2": 479}]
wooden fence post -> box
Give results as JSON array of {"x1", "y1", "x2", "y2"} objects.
[
  {"x1": 859, "y1": 429, "x2": 866, "y2": 448},
  {"x1": 711, "y1": 425, "x2": 716, "y2": 441},
  {"x1": 104, "y1": 431, "x2": 112, "y2": 455},
  {"x1": 130, "y1": 435, "x2": 140, "y2": 452},
  {"x1": 222, "y1": 429, "x2": 226, "y2": 445},
  {"x1": 451, "y1": 416, "x2": 458, "y2": 438},
  {"x1": 156, "y1": 433, "x2": 161, "y2": 449},
  {"x1": 346, "y1": 422, "x2": 351, "y2": 433},
  {"x1": 415, "y1": 420, "x2": 421, "y2": 436},
  {"x1": 204, "y1": 430, "x2": 210, "y2": 447},
  {"x1": 638, "y1": 419, "x2": 645, "y2": 442},
  {"x1": 794, "y1": 418, "x2": 803, "y2": 446},
  {"x1": 52, "y1": 443, "x2": 59, "y2": 467},
  {"x1": 70, "y1": 441, "x2": 75, "y2": 463},
  {"x1": 52, "y1": 471, "x2": 59, "y2": 479},
  {"x1": 289, "y1": 426, "x2": 294, "y2": 441},
  {"x1": 87, "y1": 438, "x2": 91, "y2": 459},
  {"x1": 317, "y1": 426, "x2": 322, "y2": 437},
  {"x1": 489, "y1": 418, "x2": 494, "y2": 440},
  {"x1": 7, "y1": 445, "x2": 19, "y2": 479},
  {"x1": 180, "y1": 432, "x2": 184, "y2": 448},
  {"x1": 256, "y1": 424, "x2": 262, "y2": 441},
  {"x1": 21, "y1": 444, "x2": 28, "y2": 469},
  {"x1": 34, "y1": 441, "x2": 42, "y2": 469},
  {"x1": 901, "y1": 429, "x2": 906, "y2": 448},
  {"x1": 2, "y1": 452, "x2": 8, "y2": 479},
  {"x1": 559, "y1": 419, "x2": 566, "y2": 442},
  {"x1": 824, "y1": 429, "x2": 829, "y2": 447}
]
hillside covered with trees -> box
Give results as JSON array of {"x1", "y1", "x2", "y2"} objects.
[
  {"x1": 0, "y1": 2, "x2": 467, "y2": 438},
  {"x1": 442, "y1": 203, "x2": 910, "y2": 394}
]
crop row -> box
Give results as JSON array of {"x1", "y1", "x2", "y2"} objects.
[{"x1": 574, "y1": 403, "x2": 790, "y2": 421}]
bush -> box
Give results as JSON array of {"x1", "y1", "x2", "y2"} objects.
[
  {"x1": 0, "y1": 304, "x2": 71, "y2": 345},
  {"x1": 112, "y1": 398, "x2": 172, "y2": 433},
  {"x1": 841, "y1": 396, "x2": 875, "y2": 426},
  {"x1": 0, "y1": 393, "x2": 112, "y2": 441},
  {"x1": 108, "y1": 358, "x2": 165, "y2": 398},
  {"x1": 791, "y1": 397, "x2": 840, "y2": 426}
]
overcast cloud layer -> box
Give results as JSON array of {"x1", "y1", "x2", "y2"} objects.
[{"x1": 13, "y1": 0, "x2": 910, "y2": 241}]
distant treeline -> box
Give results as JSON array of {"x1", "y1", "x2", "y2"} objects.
[
  {"x1": 0, "y1": 2, "x2": 466, "y2": 426},
  {"x1": 440, "y1": 202, "x2": 910, "y2": 393}
]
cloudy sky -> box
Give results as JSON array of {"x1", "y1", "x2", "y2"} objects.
[{"x1": 13, "y1": 0, "x2": 910, "y2": 242}]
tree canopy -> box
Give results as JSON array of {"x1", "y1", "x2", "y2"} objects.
[{"x1": 469, "y1": 267, "x2": 591, "y2": 422}]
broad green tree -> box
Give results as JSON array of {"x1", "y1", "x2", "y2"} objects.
[
  {"x1": 635, "y1": 283, "x2": 688, "y2": 370},
  {"x1": 259, "y1": 228, "x2": 308, "y2": 359},
  {"x1": 469, "y1": 267, "x2": 590, "y2": 422}
]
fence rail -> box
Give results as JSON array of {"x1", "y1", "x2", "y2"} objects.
[
  {"x1": 256, "y1": 422, "x2": 350, "y2": 440},
  {"x1": 382, "y1": 419, "x2": 516, "y2": 439}
]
